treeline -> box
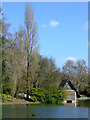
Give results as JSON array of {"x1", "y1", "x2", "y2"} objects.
[
  {"x1": 62, "y1": 60, "x2": 89, "y2": 94},
  {"x1": 1, "y1": 4, "x2": 89, "y2": 99}
]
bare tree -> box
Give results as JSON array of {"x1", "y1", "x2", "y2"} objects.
[
  {"x1": 24, "y1": 4, "x2": 39, "y2": 99},
  {"x1": 62, "y1": 59, "x2": 88, "y2": 92}
]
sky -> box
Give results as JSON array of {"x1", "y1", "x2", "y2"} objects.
[{"x1": 2, "y1": 2, "x2": 88, "y2": 69}]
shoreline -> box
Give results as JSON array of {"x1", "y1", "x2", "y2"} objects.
[
  {"x1": 0, "y1": 102, "x2": 41, "y2": 105},
  {"x1": 77, "y1": 97, "x2": 90, "y2": 100},
  {"x1": 0, "y1": 98, "x2": 41, "y2": 105},
  {"x1": 0, "y1": 97, "x2": 90, "y2": 105}
]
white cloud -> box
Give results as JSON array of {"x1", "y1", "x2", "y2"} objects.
[
  {"x1": 41, "y1": 24, "x2": 47, "y2": 28},
  {"x1": 65, "y1": 57, "x2": 77, "y2": 61},
  {"x1": 41, "y1": 20, "x2": 59, "y2": 29},
  {"x1": 49, "y1": 20, "x2": 59, "y2": 27},
  {"x1": 59, "y1": 57, "x2": 77, "y2": 68}
]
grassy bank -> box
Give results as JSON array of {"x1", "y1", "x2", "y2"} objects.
[{"x1": 0, "y1": 97, "x2": 41, "y2": 105}]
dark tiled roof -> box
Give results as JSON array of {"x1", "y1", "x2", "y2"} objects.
[
  {"x1": 68, "y1": 80, "x2": 76, "y2": 91},
  {"x1": 59, "y1": 79, "x2": 68, "y2": 87},
  {"x1": 59, "y1": 79, "x2": 81, "y2": 98}
]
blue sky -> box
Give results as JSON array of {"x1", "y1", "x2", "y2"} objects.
[{"x1": 2, "y1": 2, "x2": 88, "y2": 68}]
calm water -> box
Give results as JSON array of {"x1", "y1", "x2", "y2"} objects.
[{"x1": 1, "y1": 100, "x2": 90, "y2": 118}]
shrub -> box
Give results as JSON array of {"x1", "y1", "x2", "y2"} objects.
[
  {"x1": 44, "y1": 86, "x2": 64, "y2": 104},
  {"x1": 31, "y1": 96, "x2": 38, "y2": 102},
  {"x1": 30, "y1": 86, "x2": 66, "y2": 104},
  {"x1": 0, "y1": 94, "x2": 12, "y2": 102},
  {"x1": 59, "y1": 87, "x2": 67, "y2": 100},
  {"x1": 30, "y1": 88, "x2": 44, "y2": 102}
]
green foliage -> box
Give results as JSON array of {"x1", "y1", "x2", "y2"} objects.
[
  {"x1": 0, "y1": 94, "x2": 12, "y2": 102},
  {"x1": 30, "y1": 86, "x2": 66, "y2": 104},
  {"x1": 44, "y1": 86, "x2": 66, "y2": 104},
  {"x1": 2, "y1": 79, "x2": 11, "y2": 95},
  {"x1": 30, "y1": 88, "x2": 44, "y2": 102},
  {"x1": 59, "y1": 87, "x2": 67, "y2": 100},
  {"x1": 31, "y1": 96, "x2": 38, "y2": 102}
]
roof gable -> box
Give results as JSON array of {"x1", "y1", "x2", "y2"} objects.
[
  {"x1": 64, "y1": 82, "x2": 72, "y2": 90},
  {"x1": 59, "y1": 79, "x2": 68, "y2": 87},
  {"x1": 59, "y1": 79, "x2": 81, "y2": 98},
  {"x1": 59, "y1": 79, "x2": 76, "y2": 91}
]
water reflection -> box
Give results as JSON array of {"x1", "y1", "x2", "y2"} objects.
[
  {"x1": 2, "y1": 100, "x2": 90, "y2": 118},
  {"x1": 77, "y1": 100, "x2": 90, "y2": 108}
]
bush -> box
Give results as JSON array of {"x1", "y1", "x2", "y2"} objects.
[
  {"x1": 31, "y1": 96, "x2": 38, "y2": 102},
  {"x1": 0, "y1": 94, "x2": 12, "y2": 102},
  {"x1": 59, "y1": 87, "x2": 67, "y2": 100},
  {"x1": 30, "y1": 88, "x2": 44, "y2": 102},
  {"x1": 30, "y1": 86, "x2": 67, "y2": 104},
  {"x1": 44, "y1": 86, "x2": 66, "y2": 104}
]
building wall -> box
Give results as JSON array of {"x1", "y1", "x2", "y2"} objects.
[{"x1": 65, "y1": 90, "x2": 75, "y2": 100}]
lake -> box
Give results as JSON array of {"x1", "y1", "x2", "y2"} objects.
[{"x1": 1, "y1": 100, "x2": 90, "y2": 118}]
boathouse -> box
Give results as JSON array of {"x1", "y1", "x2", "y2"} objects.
[{"x1": 59, "y1": 79, "x2": 80, "y2": 103}]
